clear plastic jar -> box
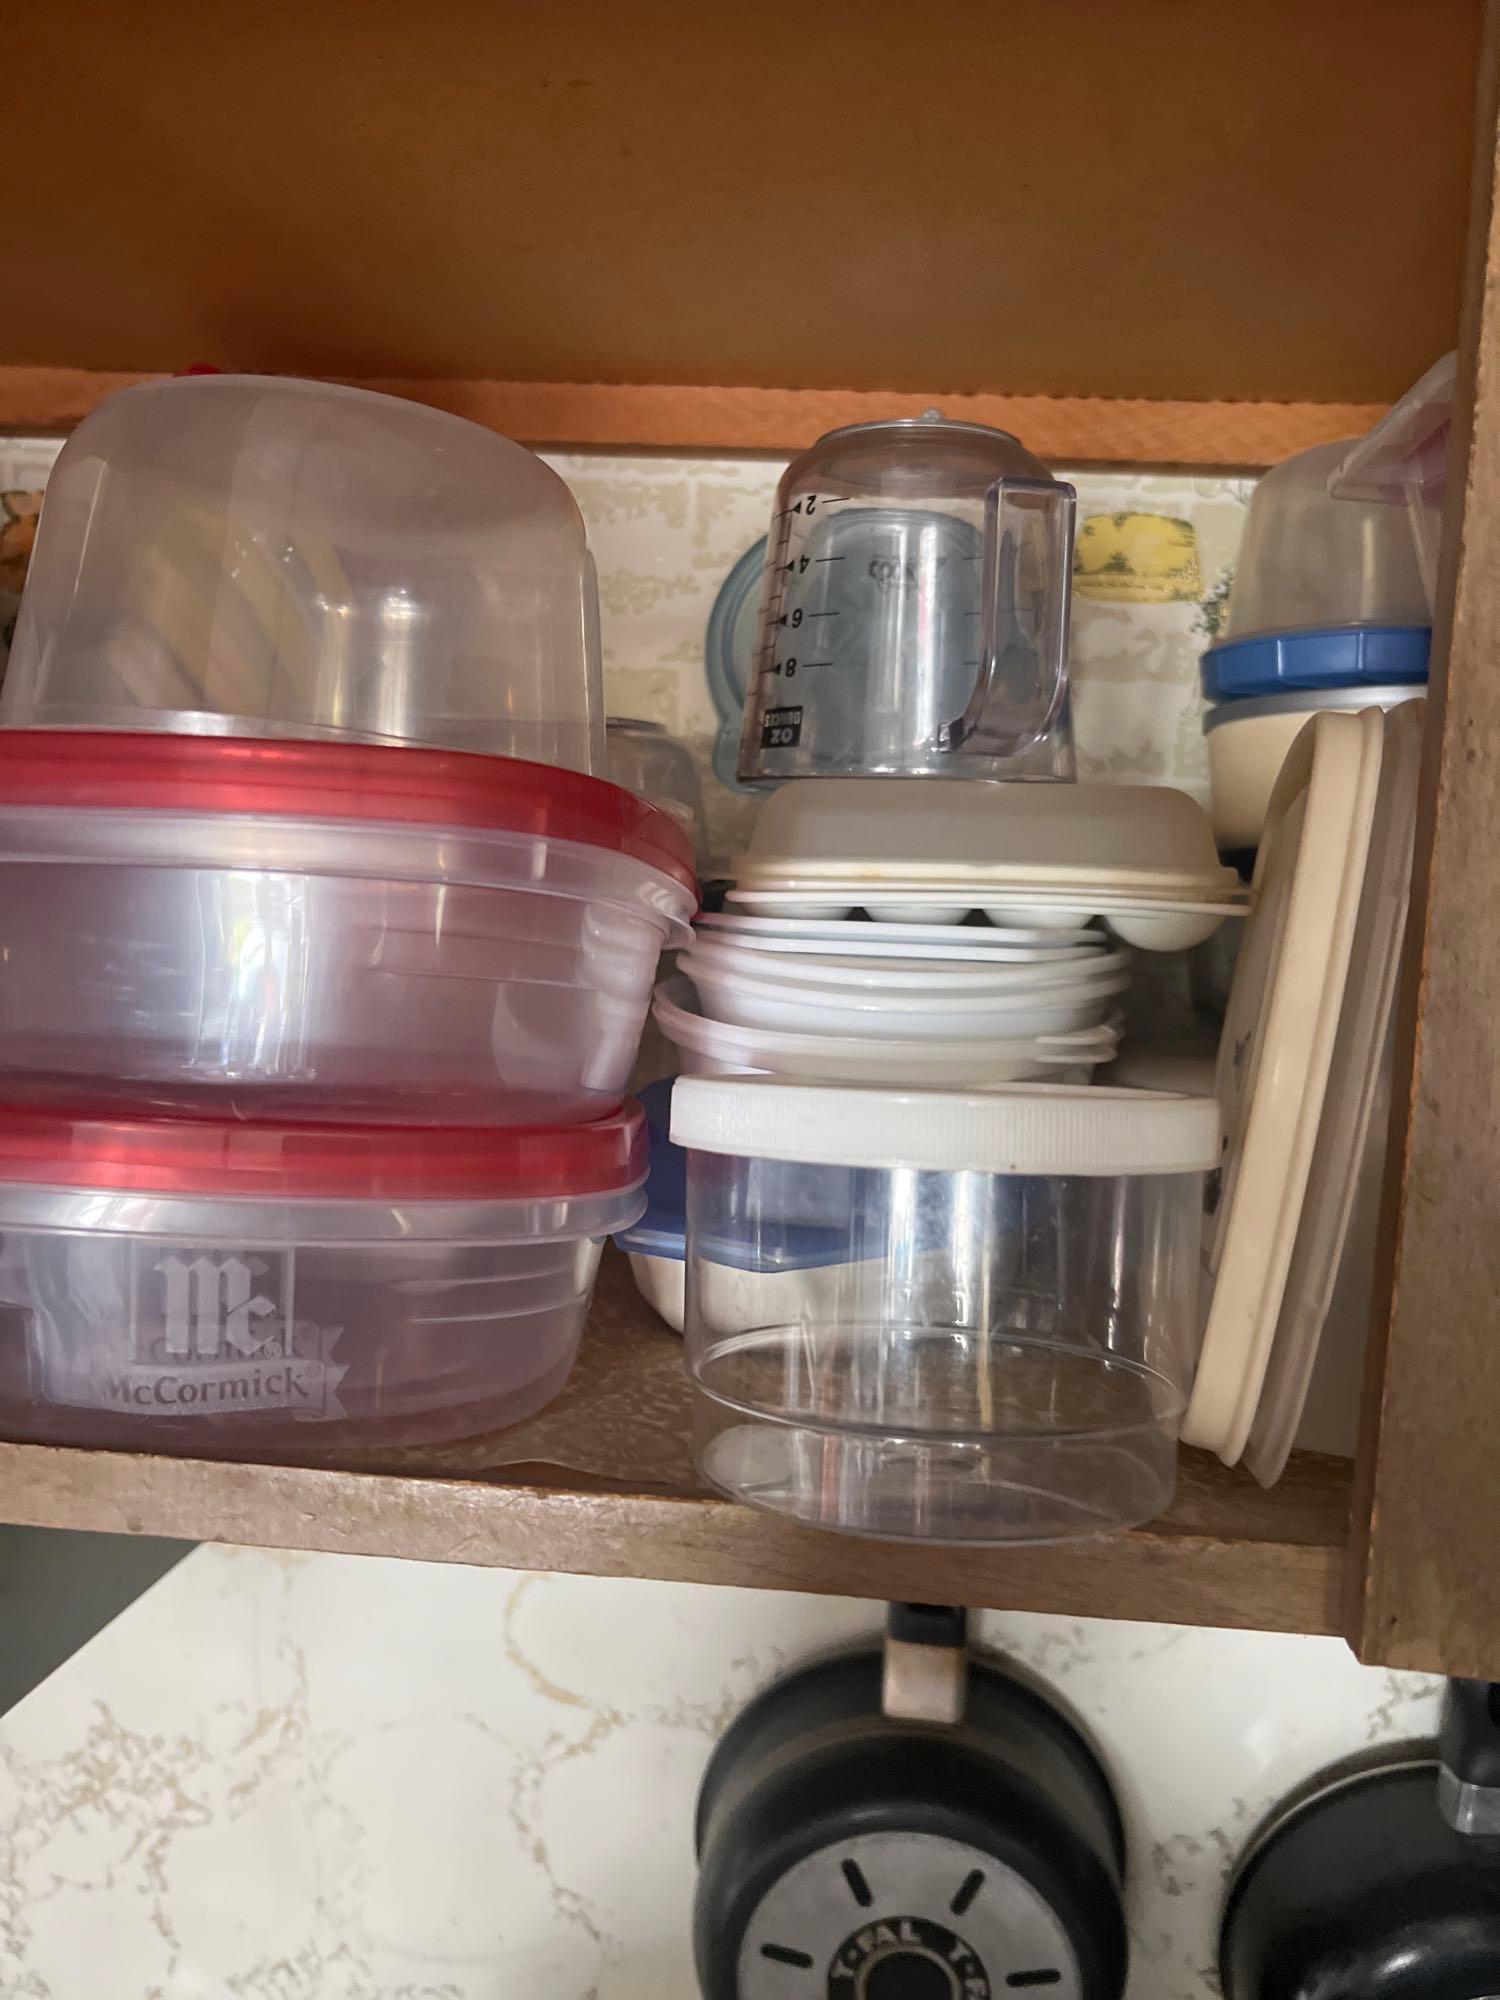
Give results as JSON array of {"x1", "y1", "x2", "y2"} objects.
[
  {"x1": 671, "y1": 1077, "x2": 1219, "y2": 1544},
  {"x1": 1225, "y1": 439, "x2": 1429, "y2": 640}
]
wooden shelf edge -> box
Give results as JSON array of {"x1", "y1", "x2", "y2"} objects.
[
  {"x1": 0, "y1": 1436, "x2": 1348, "y2": 1637},
  {"x1": 0, "y1": 367, "x2": 1386, "y2": 470},
  {"x1": 0, "y1": 1255, "x2": 1352, "y2": 1637}
]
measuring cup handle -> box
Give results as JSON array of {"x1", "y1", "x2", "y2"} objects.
[{"x1": 940, "y1": 475, "x2": 1076, "y2": 759}]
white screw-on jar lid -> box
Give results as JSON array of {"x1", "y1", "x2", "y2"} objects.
[{"x1": 669, "y1": 1077, "x2": 1220, "y2": 1177}]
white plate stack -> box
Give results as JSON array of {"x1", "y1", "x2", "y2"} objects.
[
  {"x1": 654, "y1": 776, "x2": 1246, "y2": 1090},
  {"x1": 660, "y1": 912, "x2": 1127, "y2": 1085}
]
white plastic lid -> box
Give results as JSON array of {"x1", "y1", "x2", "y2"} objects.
[
  {"x1": 6, "y1": 375, "x2": 604, "y2": 771},
  {"x1": 1242, "y1": 699, "x2": 1424, "y2": 1484},
  {"x1": 1183, "y1": 705, "x2": 1386, "y2": 1463},
  {"x1": 736, "y1": 774, "x2": 1237, "y2": 894},
  {"x1": 670, "y1": 1076, "x2": 1219, "y2": 1176}
]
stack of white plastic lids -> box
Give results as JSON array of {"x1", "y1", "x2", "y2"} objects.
[{"x1": 1182, "y1": 701, "x2": 1425, "y2": 1483}]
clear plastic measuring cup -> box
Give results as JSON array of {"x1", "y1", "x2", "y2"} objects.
[{"x1": 737, "y1": 415, "x2": 1077, "y2": 783}]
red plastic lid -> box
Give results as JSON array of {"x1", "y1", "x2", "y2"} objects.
[
  {"x1": 0, "y1": 733, "x2": 697, "y2": 894},
  {"x1": 0, "y1": 1100, "x2": 647, "y2": 1201}
]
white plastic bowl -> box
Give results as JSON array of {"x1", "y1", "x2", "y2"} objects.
[
  {"x1": 680, "y1": 955, "x2": 1129, "y2": 1039},
  {"x1": 694, "y1": 911, "x2": 1102, "y2": 951},
  {"x1": 653, "y1": 978, "x2": 1121, "y2": 1085},
  {"x1": 0, "y1": 1102, "x2": 647, "y2": 1454},
  {"x1": 690, "y1": 927, "x2": 1102, "y2": 965},
  {"x1": 688, "y1": 982, "x2": 1124, "y2": 1039},
  {"x1": 626, "y1": 1249, "x2": 688, "y2": 1333},
  {"x1": 0, "y1": 735, "x2": 696, "y2": 1124},
  {"x1": 681, "y1": 938, "x2": 1127, "y2": 995},
  {"x1": 1204, "y1": 686, "x2": 1420, "y2": 848}
]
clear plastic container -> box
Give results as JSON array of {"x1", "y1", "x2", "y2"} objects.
[
  {"x1": 1328, "y1": 353, "x2": 1454, "y2": 620},
  {"x1": 1226, "y1": 440, "x2": 1429, "y2": 640},
  {"x1": 0, "y1": 1103, "x2": 646, "y2": 1454},
  {"x1": 671, "y1": 1077, "x2": 1220, "y2": 1543},
  {"x1": 605, "y1": 717, "x2": 708, "y2": 865},
  {"x1": 5, "y1": 376, "x2": 606, "y2": 772},
  {"x1": 0, "y1": 734, "x2": 696, "y2": 1124},
  {"x1": 737, "y1": 417, "x2": 1076, "y2": 783}
]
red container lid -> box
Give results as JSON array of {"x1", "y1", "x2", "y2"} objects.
[
  {"x1": 0, "y1": 732, "x2": 697, "y2": 895},
  {"x1": 0, "y1": 1100, "x2": 647, "y2": 1202}
]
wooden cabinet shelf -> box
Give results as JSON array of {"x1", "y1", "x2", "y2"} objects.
[
  {"x1": 0, "y1": 1252, "x2": 1349, "y2": 1638},
  {"x1": 1, "y1": 4, "x2": 1498, "y2": 1675},
  {"x1": 4, "y1": 0, "x2": 1482, "y2": 466}
]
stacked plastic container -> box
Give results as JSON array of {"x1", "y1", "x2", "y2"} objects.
[
  {"x1": 623, "y1": 416, "x2": 1227, "y2": 1544},
  {"x1": 0, "y1": 376, "x2": 696, "y2": 1455},
  {"x1": 1201, "y1": 440, "x2": 1431, "y2": 850}
]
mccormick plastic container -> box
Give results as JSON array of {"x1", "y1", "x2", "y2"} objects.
[
  {"x1": 0, "y1": 732, "x2": 695, "y2": 1125},
  {"x1": 0, "y1": 1101, "x2": 646, "y2": 1454},
  {"x1": 671, "y1": 1076, "x2": 1220, "y2": 1544}
]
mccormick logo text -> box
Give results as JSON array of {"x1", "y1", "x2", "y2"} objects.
[{"x1": 45, "y1": 1246, "x2": 346, "y2": 1421}]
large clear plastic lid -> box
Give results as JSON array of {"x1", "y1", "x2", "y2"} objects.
[
  {"x1": 4, "y1": 376, "x2": 605, "y2": 771},
  {"x1": 1226, "y1": 439, "x2": 1430, "y2": 641}
]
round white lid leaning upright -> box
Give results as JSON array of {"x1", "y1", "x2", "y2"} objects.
[
  {"x1": 1182, "y1": 706, "x2": 1386, "y2": 1463},
  {"x1": 1242, "y1": 698, "x2": 1425, "y2": 1484},
  {"x1": 670, "y1": 1077, "x2": 1221, "y2": 1176}
]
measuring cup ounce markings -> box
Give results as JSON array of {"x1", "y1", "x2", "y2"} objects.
[
  {"x1": 755, "y1": 506, "x2": 986, "y2": 756},
  {"x1": 739, "y1": 417, "x2": 1078, "y2": 784},
  {"x1": 752, "y1": 491, "x2": 843, "y2": 753}
]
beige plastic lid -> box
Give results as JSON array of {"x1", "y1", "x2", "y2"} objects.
[
  {"x1": 1242, "y1": 700, "x2": 1424, "y2": 1484},
  {"x1": 1182, "y1": 706, "x2": 1386, "y2": 1463},
  {"x1": 734, "y1": 776, "x2": 1241, "y2": 899}
]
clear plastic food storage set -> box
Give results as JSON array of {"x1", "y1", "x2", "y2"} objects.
[
  {"x1": 0, "y1": 375, "x2": 696, "y2": 1452},
  {"x1": 624, "y1": 413, "x2": 1423, "y2": 1541},
  {"x1": 0, "y1": 387, "x2": 1418, "y2": 1554}
]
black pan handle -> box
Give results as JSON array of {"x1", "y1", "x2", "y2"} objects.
[
  {"x1": 1438, "y1": 1678, "x2": 1500, "y2": 1834},
  {"x1": 882, "y1": 1602, "x2": 969, "y2": 1726}
]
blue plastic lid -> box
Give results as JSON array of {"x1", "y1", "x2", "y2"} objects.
[
  {"x1": 1201, "y1": 625, "x2": 1430, "y2": 703},
  {"x1": 615, "y1": 1209, "x2": 853, "y2": 1272},
  {"x1": 704, "y1": 537, "x2": 769, "y2": 793},
  {"x1": 615, "y1": 1212, "x2": 687, "y2": 1262}
]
